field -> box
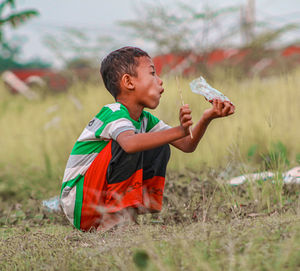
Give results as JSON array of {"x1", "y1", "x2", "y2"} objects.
[{"x1": 0, "y1": 70, "x2": 300, "y2": 270}]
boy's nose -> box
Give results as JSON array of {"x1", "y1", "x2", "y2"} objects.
[{"x1": 158, "y1": 77, "x2": 163, "y2": 86}]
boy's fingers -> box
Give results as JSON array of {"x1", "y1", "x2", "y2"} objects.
[
  {"x1": 213, "y1": 99, "x2": 221, "y2": 109},
  {"x1": 182, "y1": 120, "x2": 193, "y2": 128},
  {"x1": 224, "y1": 104, "x2": 235, "y2": 116},
  {"x1": 208, "y1": 100, "x2": 235, "y2": 119},
  {"x1": 212, "y1": 99, "x2": 218, "y2": 108},
  {"x1": 180, "y1": 108, "x2": 192, "y2": 119},
  {"x1": 180, "y1": 106, "x2": 191, "y2": 113},
  {"x1": 181, "y1": 111, "x2": 192, "y2": 121},
  {"x1": 229, "y1": 105, "x2": 235, "y2": 115},
  {"x1": 222, "y1": 102, "x2": 231, "y2": 116},
  {"x1": 180, "y1": 108, "x2": 192, "y2": 114},
  {"x1": 179, "y1": 105, "x2": 193, "y2": 128},
  {"x1": 180, "y1": 112, "x2": 192, "y2": 120},
  {"x1": 181, "y1": 114, "x2": 192, "y2": 123},
  {"x1": 181, "y1": 104, "x2": 190, "y2": 110}
]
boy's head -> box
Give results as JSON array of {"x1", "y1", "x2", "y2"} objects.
[{"x1": 100, "y1": 46, "x2": 150, "y2": 99}]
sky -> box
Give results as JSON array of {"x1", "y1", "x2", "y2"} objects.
[{"x1": 4, "y1": 0, "x2": 300, "y2": 67}]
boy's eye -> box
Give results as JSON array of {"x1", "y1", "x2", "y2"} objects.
[{"x1": 151, "y1": 71, "x2": 155, "y2": 75}]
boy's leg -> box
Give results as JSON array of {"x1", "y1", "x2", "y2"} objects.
[
  {"x1": 104, "y1": 140, "x2": 144, "y2": 211},
  {"x1": 104, "y1": 143, "x2": 171, "y2": 214},
  {"x1": 98, "y1": 207, "x2": 138, "y2": 232},
  {"x1": 80, "y1": 141, "x2": 170, "y2": 231},
  {"x1": 141, "y1": 144, "x2": 171, "y2": 213},
  {"x1": 79, "y1": 141, "x2": 113, "y2": 231},
  {"x1": 99, "y1": 144, "x2": 170, "y2": 230},
  {"x1": 80, "y1": 140, "x2": 144, "y2": 231}
]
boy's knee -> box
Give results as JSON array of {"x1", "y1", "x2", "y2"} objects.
[
  {"x1": 160, "y1": 144, "x2": 171, "y2": 161},
  {"x1": 107, "y1": 141, "x2": 170, "y2": 184},
  {"x1": 145, "y1": 144, "x2": 170, "y2": 163},
  {"x1": 143, "y1": 144, "x2": 170, "y2": 180},
  {"x1": 106, "y1": 140, "x2": 143, "y2": 184}
]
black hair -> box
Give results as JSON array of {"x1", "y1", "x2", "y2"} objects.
[{"x1": 100, "y1": 46, "x2": 150, "y2": 99}]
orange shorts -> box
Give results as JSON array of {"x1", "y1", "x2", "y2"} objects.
[{"x1": 79, "y1": 140, "x2": 170, "y2": 231}]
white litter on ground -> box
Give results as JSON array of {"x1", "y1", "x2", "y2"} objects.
[
  {"x1": 42, "y1": 168, "x2": 300, "y2": 212},
  {"x1": 42, "y1": 196, "x2": 61, "y2": 213},
  {"x1": 229, "y1": 167, "x2": 300, "y2": 186}
]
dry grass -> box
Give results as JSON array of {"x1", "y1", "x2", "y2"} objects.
[
  {"x1": 1, "y1": 69, "x2": 299, "y2": 176},
  {"x1": 1, "y1": 213, "x2": 300, "y2": 271},
  {"x1": 0, "y1": 69, "x2": 299, "y2": 196},
  {"x1": 0, "y1": 69, "x2": 300, "y2": 270},
  {"x1": 1, "y1": 168, "x2": 300, "y2": 270}
]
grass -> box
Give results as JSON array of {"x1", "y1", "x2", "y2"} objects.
[
  {"x1": 1, "y1": 213, "x2": 300, "y2": 270},
  {"x1": 1, "y1": 70, "x2": 300, "y2": 174},
  {"x1": 0, "y1": 69, "x2": 300, "y2": 270}
]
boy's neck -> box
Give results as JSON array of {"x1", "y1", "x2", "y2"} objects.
[{"x1": 116, "y1": 98, "x2": 144, "y2": 121}]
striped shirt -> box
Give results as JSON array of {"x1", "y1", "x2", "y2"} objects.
[{"x1": 60, "y1": 102, "x2": 171, "y2": 228}]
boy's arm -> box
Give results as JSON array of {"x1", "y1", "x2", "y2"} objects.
[
  {"x1": 116, "y1": 109, "x2": 192, "y2": 154},
  {"x1": 116, "y1": 99, "x2": 234, "y2": 154},
  {"x1": 171, "y1": 99, "x2": 235, "y2": 153}
]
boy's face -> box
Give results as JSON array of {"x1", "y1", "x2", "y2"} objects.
[{"x1": 132, "y1": 56, "x2": 164, "y2": 109}]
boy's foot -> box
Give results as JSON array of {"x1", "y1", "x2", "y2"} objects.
[{"x1": 97, "y1": 207, "x2": 139, "y2": 233}]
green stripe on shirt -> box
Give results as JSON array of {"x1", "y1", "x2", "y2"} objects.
[
  {"x1": 73, "y1": 175, "x2": 84, "y2": 230},
  {"x1": 95, "y1": 103, "x2": 143, "y2": 138},
  {"x1": 144, "y1": 111, "x2": 160, "y2": 132},
  {"x1": 71, "y1": 140, "x2": 108, "y2": 155}
]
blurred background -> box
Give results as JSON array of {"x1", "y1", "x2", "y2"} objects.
[{"x1": 1, "y1": 0, "x2": 300, "y2": 87}]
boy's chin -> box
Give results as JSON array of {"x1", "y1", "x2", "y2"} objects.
[{"x1": 147, "y1": 101, "x2": 160, "y2": 110}]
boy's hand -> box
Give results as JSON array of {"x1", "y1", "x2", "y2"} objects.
[
  {"x1": 179, "y1": 104, "x2": 193, "y2": 135},
  {"x1": 203, "y1": 99, "x2": 235, "y2": 121}
]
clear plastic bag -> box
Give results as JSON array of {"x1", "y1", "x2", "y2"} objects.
[
  {"x1": 190, "y1": 76, "x2": 232, "y2": 104},
  {"x1": 42, "y1": 196, "x2": 61, "y2": 213}
]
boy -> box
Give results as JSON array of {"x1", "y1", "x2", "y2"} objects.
[{"x1": 60, "y1": 46, "x2": 235, "y2": 231}]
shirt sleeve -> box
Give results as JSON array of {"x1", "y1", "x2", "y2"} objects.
[
  {"x1": 103, "y1": 118, "x2": 136, "y2": 140},
  {"x1": 95, "y1": 105, "x2": 136, "y2": 140}
]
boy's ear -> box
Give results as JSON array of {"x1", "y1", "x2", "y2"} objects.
[{"x1": 121, "y1": 74, "x2": 135, "y2": 91}]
